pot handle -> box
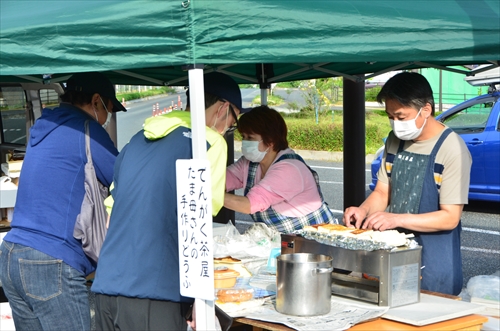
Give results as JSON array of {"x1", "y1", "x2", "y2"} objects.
[{"x1": 313, "y1": 267, "x2": 333, "y2": 274}]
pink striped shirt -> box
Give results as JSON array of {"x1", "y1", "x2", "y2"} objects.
[{"x1": 226, "y1": 149, "x2": 322, "y2": 217}]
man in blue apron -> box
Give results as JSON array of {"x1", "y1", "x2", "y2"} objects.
[{"x1": 343, "y1": 72, "x2": 471, "y2": 295}]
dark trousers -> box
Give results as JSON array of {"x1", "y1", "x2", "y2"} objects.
[{"x1": 95, "y1": 294, "x2": 188, "y2": 331}]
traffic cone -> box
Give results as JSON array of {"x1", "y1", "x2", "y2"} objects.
[
  {"x1": 177, "y1": 95, "x2": 181, "y2": 109},
  {"x1": 152, "y1": 104, "x2": 156, "y2": 117}
]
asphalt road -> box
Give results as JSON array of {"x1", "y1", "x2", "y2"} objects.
[
  {"x1": 1, "y1": 116, "x2": 26, "y2": 145},
  {"x1": 116, "y1": 89, "x2": 258, "y2": 150},
  {"x1": 117, "y1": 92, "x2": 500, "y2": 291}
]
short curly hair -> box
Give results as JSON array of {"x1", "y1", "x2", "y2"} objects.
[{"x1": 238, "y1": 105, "x2": 288, "y2": 152}]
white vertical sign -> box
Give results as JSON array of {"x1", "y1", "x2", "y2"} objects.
[{"x1": 176, "y1": 159, "x2": 214, "y2": 300}]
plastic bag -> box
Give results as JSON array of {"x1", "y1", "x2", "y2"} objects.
[
  {"x1": 241, "y1": 223, "x2": 281, "y2": 249},
  {"x1": 213, "y1": 221, "x2": 254, "y2": 258},
  {"x1": 213, "y1": 222, "x2": 281, "y2": 276},
  {"x1": 214, "y1": 222, "x2": 280, "y2": 260},
  {"x1": 466, "y1": 274, "x2": 500, "y2": 301}
]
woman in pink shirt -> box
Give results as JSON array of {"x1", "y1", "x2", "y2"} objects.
[{"x1": 225, "y1": 106, "x2": 337, "y2": 233}]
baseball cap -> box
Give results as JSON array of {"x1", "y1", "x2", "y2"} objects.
[
  {"x1": 188, "y1": 72, "x2": 251, "y2": 114},
  {"x1": 65, "y1": 72, "x2": 127, "y2": 112}
]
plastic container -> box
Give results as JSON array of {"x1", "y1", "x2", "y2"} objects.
[
  {"x1": 216, "y1": 286, "x2": 254, "y2": 303},
  {"x1": 214, "y1": 267, "x2": 240, "y2": 288}
]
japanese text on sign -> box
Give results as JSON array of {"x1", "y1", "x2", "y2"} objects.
[{"x1": 176, "y1": 159, "x2": 214, "y2": 300}]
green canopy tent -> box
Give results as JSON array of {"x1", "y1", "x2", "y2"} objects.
[
  {"x1": 1, "y1": 0, "x2": 499, "y2": 207},
  {"x1": 1, "y1": 0, "x2": 499, "y2": 79},
  {"x1": 2, "y1": 1, "x2": 499, "y2": 328}
]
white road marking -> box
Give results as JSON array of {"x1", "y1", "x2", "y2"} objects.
[
  {"x1": 319, "y1": 181, "x2": 370, "y2": 187},
  {"x1": 11, "y1": 136, "x2": 26, "y2": 143},
  {"x1": 311, "y1": 165, "x2": 371, "y2": 172},
  {"x1": 463, "y1": 227, "x2": 500, "y2": 236},
  {"x1": 233, "y1": 161, "x2": 371, "y2": 172},
  {"x1": 461, "y1": 246, "x2": 500, "y2": 254},
  {"x1": 311, "y1": 165, "x2": 344, "y2": 170}
]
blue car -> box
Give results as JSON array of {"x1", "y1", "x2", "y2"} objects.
[{"x1": 369, "y1": 89, "x2": 500, "y2": 202}]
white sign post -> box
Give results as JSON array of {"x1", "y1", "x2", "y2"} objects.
[{"x1": 176, "y1": 158, "x2": 215, "y2": 329}]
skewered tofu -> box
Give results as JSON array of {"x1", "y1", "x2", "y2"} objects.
[{"x1": 303, "y1": 224, "x2": 410, "y2": 247}]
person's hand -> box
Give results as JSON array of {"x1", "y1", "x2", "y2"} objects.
[
  {"x1": 186, "y1": 303, "x2": 221, "y2": 331},
  {"x1": 343, "y1": 206, "x2": 367, "y2": 228},
  {"x1": 361, "y1": 211, "x2": 399, "y2": 231},
  {"x1": 186, "y1": 303, "x2": 196, "y2": 331}
]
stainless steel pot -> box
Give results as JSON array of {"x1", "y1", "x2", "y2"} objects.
[{"x1": 276, "y1": 253, "x2": 333, "y2": 316}]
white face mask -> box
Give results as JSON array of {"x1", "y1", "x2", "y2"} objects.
[
  {"x1": 242, "y1": 140, "x2": 268, "y2": 163},
  {"x1": 100, "y1": 97, "x2": 112, "y2": 129},
  {"x1": 390, "y1": 108, "x2": 427, "y2": 141},
  {"x1": 210, "y1": 105, "x2": 229, "y2": 136}
]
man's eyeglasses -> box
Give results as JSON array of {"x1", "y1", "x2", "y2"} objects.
[{"x1": 220, "y1": 99, "x2": 239, "y2": 133}]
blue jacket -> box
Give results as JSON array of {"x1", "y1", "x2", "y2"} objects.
[
  {"x1": 5, "y1": 103, "x2": 118, "y2": 275},
  {"x1": 91, "y1": 111, "x2": 227, "y2": 302}
]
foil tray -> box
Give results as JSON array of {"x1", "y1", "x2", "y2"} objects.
[{"x1": 296, "y1": 230, "x2": 416, "y2": 251}]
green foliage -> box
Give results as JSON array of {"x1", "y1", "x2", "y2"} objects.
[
  {"x1": 365, "y1": 124, "x2": 389, "y2": 153},
  {"x1": 286, "y1": 101, "x2": 300, "y2": 111},
  {"x1": 301, "y1": 78, "x2": 343, "y2": 113},
  {"x1": 371, "y1": 109, "x2": 387, "y2": 117},
  {"x1": 116, "y1": 86, "x2": 175, "y2": 102},
  {"x1": 235, "y1": 109, "x2": 391, "y2": 154},
  {"x1": 365, "y1": 86, "x2": 382, "y2": 101},
  {"x1": 252, "y1": 94, "x2": 284, "y2": 106},
  {"x1": 276, "y1": 81, "x2": 302, "y2": 88},
  {"x1": 287, "y1": 122, "x2": 344, "y2": 151},
  {"x1": 365, "y1": 111, "x2": 392, "y2": 152}
]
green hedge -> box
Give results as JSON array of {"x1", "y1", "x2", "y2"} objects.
[
  {"x1": 116, "y1": 87, "x2": 175, "y2": 102},
  {"x1": 285, "y1": 121, "x2": 388, "y2": 153},
  {"x1": 235, "y1": 111, "x2": 391, "y2": 154}
]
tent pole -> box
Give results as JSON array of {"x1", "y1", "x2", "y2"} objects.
[
  {"x1": 261, "y1": 89, "x2": 268, "y2": 105},
  {"x1": 188, "y1": 68, "x2": 207, "y2": 160},
  {"x1": 188, "y1": 66, "x2": 216, "y2": 331},
  {"x1": 257, "y1": 63, "x2": 272, "y2": 105},
  {"x1": 343, "y1": 76, "x2": 366, "y2": 210}
]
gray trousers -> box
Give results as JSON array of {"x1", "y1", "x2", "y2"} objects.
[{"x1": 95, "y1": 294, "x2": 188, "y2": 331}]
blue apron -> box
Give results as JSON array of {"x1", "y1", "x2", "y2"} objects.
[
  {"x1": 388, "y1": 128, "x2": 463, "y2": 295},
  {"x1": 244, "y1": 153, "x2": 337, "y2": 233}
]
